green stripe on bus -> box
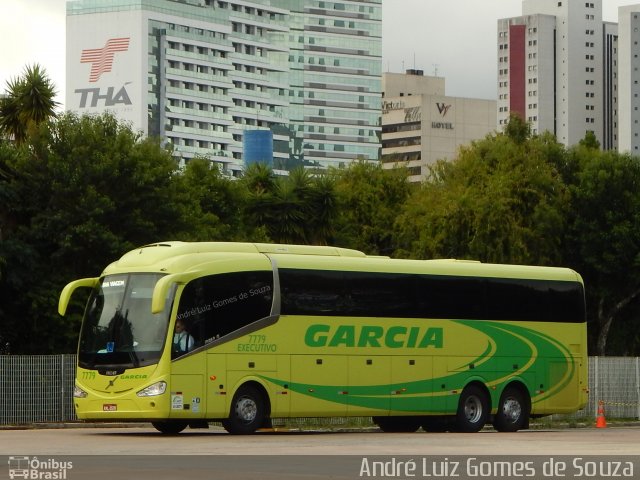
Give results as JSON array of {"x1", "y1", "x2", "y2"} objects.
[{"x1": 260, "y1": 321, "x2": 573, "y2": 413}]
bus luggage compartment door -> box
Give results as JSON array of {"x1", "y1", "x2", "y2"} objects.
[{"x1": 169, "y1": 374, "x2": 204, "y2": 419}]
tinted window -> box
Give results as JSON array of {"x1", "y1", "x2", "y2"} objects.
[
  {"x1": 280, "y1": 270, "x2": 344, "y2": 315},
  {"x1": 343, "y1": 272, "x2": 415, "y2": 317},
  {"x1": 485, "y1": 278, "x2": 585, "y2": 322},
  {"x1": 416, "y1": 276, "x2": 487, "y2": 320},
  {"x1": 280, "y1": 268, "x2": 585, "y2": 323},
  {"x1": 176, "y1": 271, "x2": 273, "y2": 353}
]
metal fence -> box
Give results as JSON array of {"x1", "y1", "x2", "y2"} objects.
[
  {"x1": 585, "y1": 356, "x2": 640, "y2": 420},
  {"x1": 0, "y1": 355, "x2": 76, "y2": 425},
  {"x1": 0, "y1": 355, "x2": 638, "y2": 426}
]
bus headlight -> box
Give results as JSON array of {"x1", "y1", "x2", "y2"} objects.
[
  {"x1": 137, "y1": 381, "x2": 167, "y2": 397},
  {"x1": 74, "y1": 385, "x2": 88, "y2": 398}
]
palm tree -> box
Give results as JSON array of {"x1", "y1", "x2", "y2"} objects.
[
  {"x1": 306, "y1": 174, "x2": 337, "y2": 245},
  {"x1": 0, "y1": 64, "x2": 59, "y2": 144}
]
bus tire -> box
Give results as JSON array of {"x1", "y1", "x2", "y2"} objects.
[
  {"x1": 152, "y1": 421, "x2": 188, "y2": 435},
  {"x1": 222, "y1": 384, "x2": 265, "y2": 435},
  {"x1": 454, "y1": 385, "x2": 489, "y2": 433},
  {"x1": 493, "y1": 386, "x2": 529, "y2": 432},
  {"x1": 421, "y1": 416, "x2": 453, "y2": 432},
  {"x1": 373, "y1": 416, "x2": 421, "y2": 433}
]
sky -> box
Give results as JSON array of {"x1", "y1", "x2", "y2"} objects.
[{"x1": 0, "y1": 0, "x2": 639, "y2": 108}]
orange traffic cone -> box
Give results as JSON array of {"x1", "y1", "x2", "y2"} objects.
[{"x1": 596, "y1": 401, "x2": 607, "y2": 428}]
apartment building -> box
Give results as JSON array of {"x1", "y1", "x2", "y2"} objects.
[{"x1": 66, "y1": 0, "x2": 381, "y2": 174}]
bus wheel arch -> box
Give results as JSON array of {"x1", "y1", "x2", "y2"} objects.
[
  {"x1": 455, "y1": 382, "x2": 491, "y2": 433},
  {"x1": 493, "y1": 382, "x2": 531, "y2": 432},
  {"x1": 222, "y1": 381, "x2": 271, "y2": 435}
]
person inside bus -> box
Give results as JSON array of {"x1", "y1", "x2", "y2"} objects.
[{"x1": 173, "y1": 318, "x2": 195, "y2": 354}]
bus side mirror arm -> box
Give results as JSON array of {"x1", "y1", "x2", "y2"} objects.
[
  {"x1": 151, "y1": 273, "x2": 194, "y2": 314},
  {"x1": 58, "y1": 278, "x2": 99, "y2": 316}
]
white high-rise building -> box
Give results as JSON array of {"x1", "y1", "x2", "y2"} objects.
[
  {"x1": 617, "y1": 5, "x2": 640, "y2": 153},
  {"x1": 603, "y1": 21, "x2": 618, "y2": 151},
  {"x1": 498, "y1": 0, "x2": 604, "y2": 147},
  {"x1": 66, "y1": 0, "x2": 382, "y2": 174}
]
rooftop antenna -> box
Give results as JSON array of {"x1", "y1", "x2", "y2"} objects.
[{"x1": 433, "y1": 63, "x2": 439, "y2": 77}]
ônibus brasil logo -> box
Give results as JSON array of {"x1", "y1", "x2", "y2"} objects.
[
  {"x1": 75, "y1": 37, "x2": 132, "y2": 108},
  {"x1": 8, "y1": 456, "x2": 73, "y2": 479}
]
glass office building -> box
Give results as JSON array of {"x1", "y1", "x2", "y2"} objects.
[{"x1": 66, "y1": 0, "x2": 381, "y2": 175}]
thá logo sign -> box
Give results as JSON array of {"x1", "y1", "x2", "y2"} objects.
[
  {"x1": 80, "y1": 37, "x2": 130, "y2": 82},
  {"x1": 75, "y1": 37, "x2": 133, "y2": 108}
]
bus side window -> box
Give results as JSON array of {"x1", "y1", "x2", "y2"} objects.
[
  {"x1": 280, "y1": 269, "x2": 345, "y2": 315},
  {"x1": 176, "y1": 271, "x2": 273, "y2": 349}
]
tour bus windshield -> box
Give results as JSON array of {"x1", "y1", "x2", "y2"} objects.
[{"x1": 78, "y1": 273, "x2": 170, "y2": 369}]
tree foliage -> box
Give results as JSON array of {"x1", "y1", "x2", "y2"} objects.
[
  {"x1": 0, "y1": 112, "x2": 186, "y2": 353},
  {"x1": 3, "y1": 96, "x2": 640, "y2": 355},
  {"x1": 173, "y1": 158, "x2": 248, "y2": 241},
  {"x1": 0, "y1": 64, "x2": 59, "y2": 144},
  {"x1": 332, "y1": 161, "x2": 411, "y2": 255},
  {"x1": 563, "y1": 148, "x2": 640, "y2": 355},
  {"x1": 394, "y1": 129, "x2": 568, "y2": 265},
  {"x1": 241, "y1": 165, "x2": 337, "y2": 245}
]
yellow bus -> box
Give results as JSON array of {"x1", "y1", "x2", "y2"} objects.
[{"x1": 58, "y1": 242, "x2": 588, "y2": 434}]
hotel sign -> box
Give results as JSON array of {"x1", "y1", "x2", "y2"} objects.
[
  {"x1": 432, "y1": 102, "x2": 454, "y2": 130},
  {"x1": 382, "y1": 100, "x2": 405, "y2": 114},
  {"x1": 404, "y1": 107, "x2": 421, "y2": 123}
]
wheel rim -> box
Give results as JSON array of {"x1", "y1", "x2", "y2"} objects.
[
  {"x1": 235, "y1": 396, "x2": 258, "y2": 423},
  {"x1": 464, "y1": 394, "x2": 483, "y2": 424},
  {"x1": 502, "y1": 397, "x2": 522, "y2": 424}
]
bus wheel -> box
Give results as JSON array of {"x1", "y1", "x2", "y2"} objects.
[
  {"x1": 373, "y1": 416, "x2": 421, "y2": 433},
  {"x1": 493, "y1": 387, "x2": 529, "y2": 432},
  {"x1": 152, "y1": 421, "x2": 188, "y2": 435},
  {"x1": 222, "y1": 384, "x2": 265, "y2": 435},
  {"x1": 455, "y1": 385, "x2": 489, "y2": 433}
]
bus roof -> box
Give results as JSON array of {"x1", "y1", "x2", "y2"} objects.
[
  {"x1": 100, "y1": 242, "x2": 582, "y2": 284},
  {"x1": 129, "y1": 242, "x2": 364, "y2": 258},
  {"x1": 104, "y1": 242, "x2": 364, "y2": 273}
]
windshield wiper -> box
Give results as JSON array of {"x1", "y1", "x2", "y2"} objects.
[
  {"x1": 121, "y1": 308, "x2": 140, "y2": 368},
  {"x1": 129, "y1": 350, "x2": 140, "y2": 368}
]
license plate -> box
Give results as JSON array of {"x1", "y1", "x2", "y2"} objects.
[{"x1": 103, "y1": 404, "x2": 117, "y2": 411}]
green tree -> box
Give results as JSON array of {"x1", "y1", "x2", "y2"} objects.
[
  {"x1": 174, "y1": 158, "x2": 247, "y2": 241},
  {"x1": 503, "y1": 113, "x2": 531, "y2": 145},
  {"x1": 579, "y1": 130, "x2": 601, "y2": 150},
  {"x1": 0, "y1": 112, "x2": 188, "y2": 353},
  {"x1": 333, "y1": 161, "x2": 411, "y2": 255},
  {"x1": 241, "y1": 163, "x2": 279, "y2": 242},
  {"x1": 276, "y1": 168, "x2": 337, "y2": 245},
  {"x1": 563, "y1": 149, "x2": 640, "y2": 355},
  {"x1": 0, "y1": 64, "x2": 59, "y2": 144},
  {"x1": 305, "y1": 174, "x2": 337, "y2": 245},
  {"x1": 241, "y1": 165, "x2": 337, "y2": 245},
  {"x1": 0, "y1": 143, "x2": 19, "y2": 353},
  {"x1": 394, "y1": 128, "x2": 568, "y2": 265}
]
